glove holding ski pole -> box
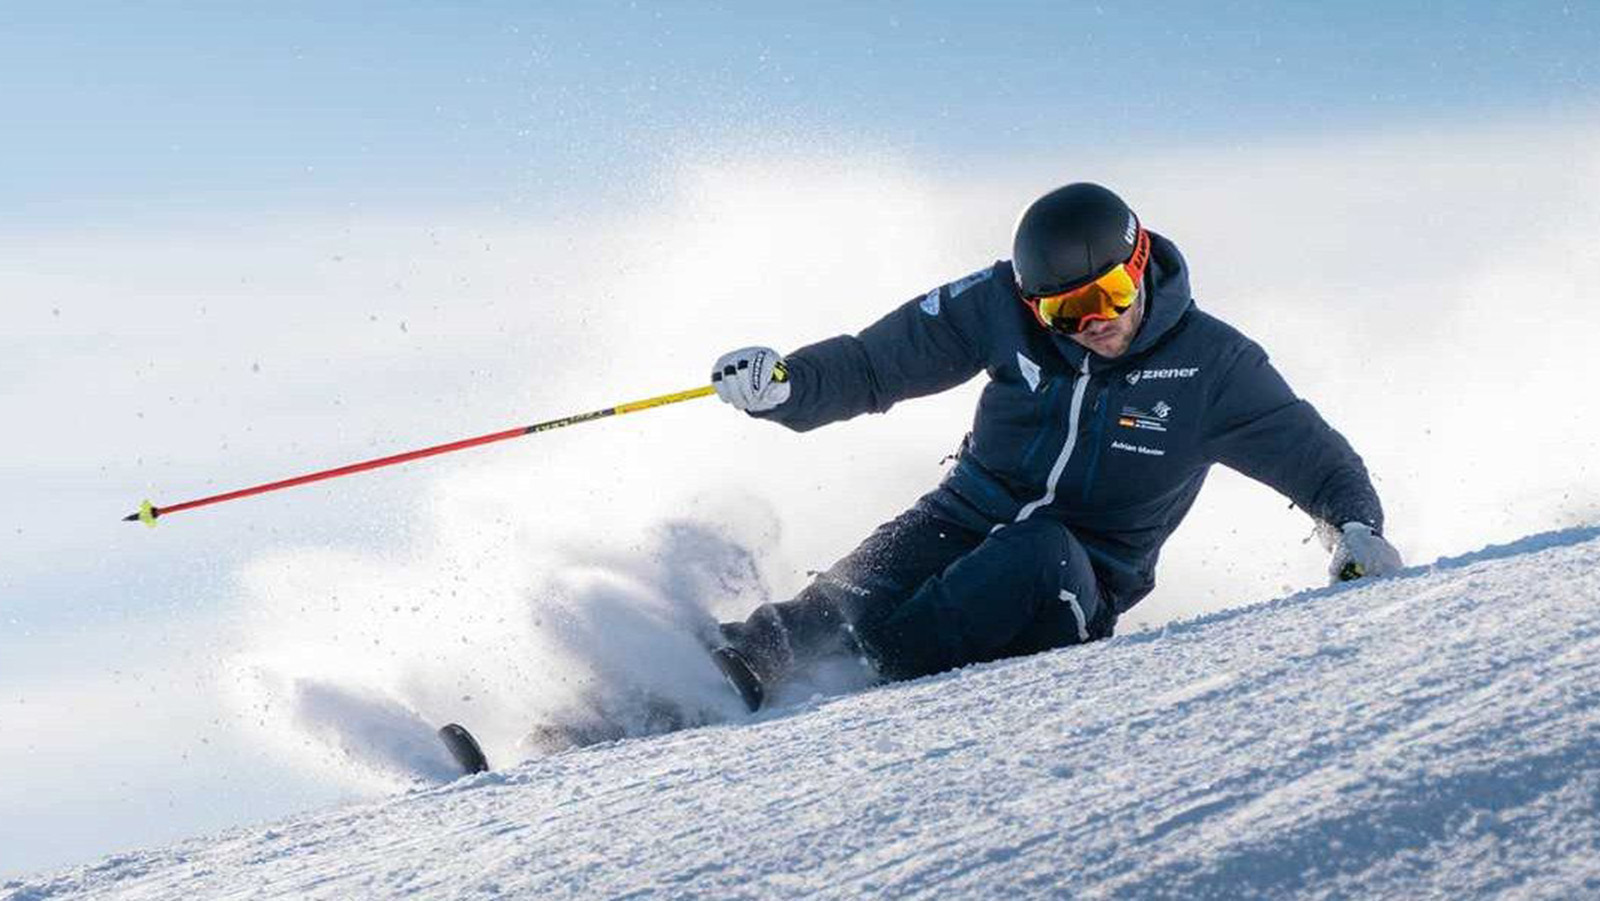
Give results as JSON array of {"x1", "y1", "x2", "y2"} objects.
[
  {"x1": 711, "y1": 346, "x2": 791, "y2": 412},
  {"x1": 1327, "y1": 521, "x2": 1404, "y2": 584}
]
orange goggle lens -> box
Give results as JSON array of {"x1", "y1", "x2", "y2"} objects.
[{"x1": 1028, "y1": 264, "x2": 1139, "y2": 334}]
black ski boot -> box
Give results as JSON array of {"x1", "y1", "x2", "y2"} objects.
[
  {"x1": 438, "y1": 723, "x2": 490, "y2": 775},
  {"x1": 711, "y1": 645, "x2": 766, "y2": 713}
]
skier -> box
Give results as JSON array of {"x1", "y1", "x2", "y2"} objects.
[{"x1": 707, "y1": 182, "x2": 1403, "y2": 711}]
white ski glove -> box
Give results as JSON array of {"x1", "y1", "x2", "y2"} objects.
[
  {"x1": 1327, "y1": 521, "x2": 1404, "y2": 584},
  {"x1": 711, "y1": 346, "x2": 791, "y2": 412}
]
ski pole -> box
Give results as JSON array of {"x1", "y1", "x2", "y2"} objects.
[{"x1": 123, "y1": 382, "x2": 722, "y2": 527}]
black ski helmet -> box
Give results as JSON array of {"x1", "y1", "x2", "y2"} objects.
[{"x1": 1012, "y1": 183, "x2": 1142, "y2": 298}]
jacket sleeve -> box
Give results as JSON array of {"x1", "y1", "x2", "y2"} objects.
[
  {"x1": 751, "y1": 270, "x2": 994, "y2": 432},
  {"x1": 1199, "y1": 340, "x2": 1385, "y2": 532}
]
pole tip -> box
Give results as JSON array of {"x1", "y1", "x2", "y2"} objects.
[{"x1": 123, "y1": 500, "x2": 160, "y2": 527}]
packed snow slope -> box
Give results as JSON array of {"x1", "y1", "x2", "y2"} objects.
[{"x1": 10, "y1": 526, "x2": 1600, "y2": 900}]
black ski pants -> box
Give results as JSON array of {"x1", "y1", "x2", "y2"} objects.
[{"x1": 725, "y1": 507, "x2": 1110, "y2": 685}]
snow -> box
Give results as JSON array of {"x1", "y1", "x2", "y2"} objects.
[
  {"x1": 8, "y1": 525, "x2": 1599, "y2": 899},
  {"x1": 9, "y1": 125, "x2": 1600, "y2": 877}
]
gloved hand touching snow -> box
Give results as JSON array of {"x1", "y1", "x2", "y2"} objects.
[
  {"x1": 711, "y1": 346, "x2": 791, "y2": 412},
  {"x1": 1327, "y1": 522, "x2": 1404, "y2": 584}
]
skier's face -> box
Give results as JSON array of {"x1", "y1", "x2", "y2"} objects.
[{"x1": 1070, "y1": 288, "x2": 1144, "y2": 358}]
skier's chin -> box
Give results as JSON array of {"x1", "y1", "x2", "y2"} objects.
[{"x1": 1074, "y1": 331, "x2": 1132, "y2": 358}]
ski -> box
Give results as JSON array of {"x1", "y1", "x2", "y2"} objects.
[
  {"x1": 438, "y1": 723, "x2": 490, "y2": 775},
  {"x1": 437, "y1": 647, "x2": 758, "y2": 777}
]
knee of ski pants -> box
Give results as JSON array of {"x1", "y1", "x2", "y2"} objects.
[
  {"x1": 989, "y1": 518, "x2": 1105, "y2": 649},
  {"x1": 869, "y1": 517, "x2": 1106, "y2": 680}
]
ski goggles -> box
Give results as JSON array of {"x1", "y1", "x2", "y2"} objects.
[{"x1": 1023, "y1": 228, "x2": 1151, "y2": 334}]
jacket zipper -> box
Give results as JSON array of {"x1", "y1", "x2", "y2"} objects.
[
  {"x1": 1012, "y1": 354, "x2": 1093, "y2": 524},
  {"x1": 1017, "y1": 377, "x2": 1064, "y2": 470},
  {"x1": 1079, "y1": 386, "x2": 1110, "y2": 502}
]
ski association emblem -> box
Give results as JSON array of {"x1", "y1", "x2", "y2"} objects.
[{"x1": 1119, "y1": 400, "x2": 1171, "y2": 432}]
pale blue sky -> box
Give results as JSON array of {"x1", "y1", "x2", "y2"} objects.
[{"x1": 4, "y1": 1, "x2": 1596, "y2": 224}]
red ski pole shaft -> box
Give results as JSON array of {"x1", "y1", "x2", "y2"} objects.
[{"x1": 124, "y1": 384, "x2": 718, "y2": 526}]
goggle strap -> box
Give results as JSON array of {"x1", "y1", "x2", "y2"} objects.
[{"x1": 1124, "y1": 227, "x2": 1151, "y2": 286}]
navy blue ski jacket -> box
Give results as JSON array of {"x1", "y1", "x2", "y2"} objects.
[{"x1": 754, "y1": 232, "x2": 1382, "y2": 615}]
